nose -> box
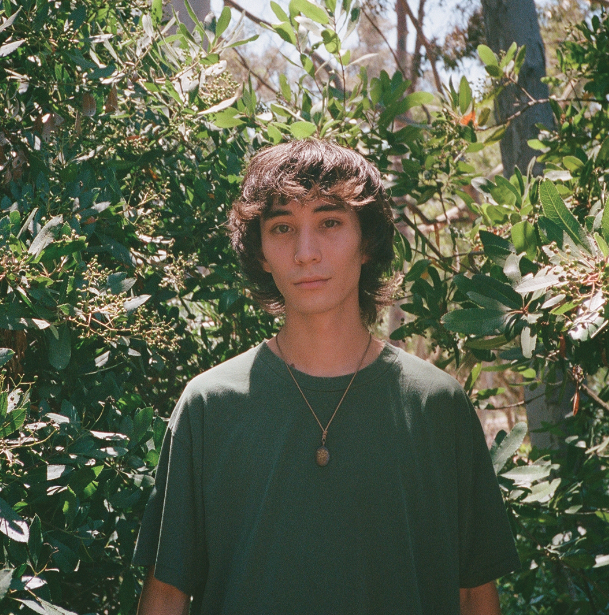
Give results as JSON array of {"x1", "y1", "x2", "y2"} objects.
[{"x1": 294, "y1": 227, "x2": 321, "y2": 264}]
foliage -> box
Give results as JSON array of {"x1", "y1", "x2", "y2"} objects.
[
  {"x1": 0, "y1": 1, "x2": 275, "y2": 613},
  {"x1": 1, "y1": 0, "x2": 609, "y2": 613}
]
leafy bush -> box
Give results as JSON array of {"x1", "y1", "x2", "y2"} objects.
[{"x1": 2, "y1": 0, "x2": 609, "y2": 613}]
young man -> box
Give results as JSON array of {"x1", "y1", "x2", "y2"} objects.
[{"x1": 134, "y1": 139, "x2": 520, "y2": 614}]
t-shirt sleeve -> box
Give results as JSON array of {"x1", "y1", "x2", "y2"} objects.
[
  {"x1": 455, "y1": 388, "x2": 521, "y2": 588},
  {"x1": 132, "y1": 386, "x2": 208, "y2": 596}
]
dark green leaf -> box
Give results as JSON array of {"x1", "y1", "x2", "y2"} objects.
[
  {"x1": 0, "y1": 497, "x2": 29, "y2": 543},
  {"x1": 48, "y1": 325, "x2": 71, "y2": 371},
  {"x1": 0, "y1": 569, "x2": 12, "y2": 601},
  {"x1": 0, "y1": 407, "x2": 26, "y2": 438},
  {"x1": 0, "y1": 348, "x2": 15, "y2": 368},
  {"x1": 131, "y1": 407, "x2": 153, "y2": 446},
  {"x1": 442, "y1": 308, "x2": 510, "y2": 336},
  {"x1": 539, "y1": 180, "x2": 592, "y2": 252},
  {"x1": 491, "y1": 421, "x2": 527, "y2": 473}
]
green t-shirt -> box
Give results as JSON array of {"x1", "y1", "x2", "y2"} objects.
[{"x1": 133, "y1": 342, "x2": 520, "y2": 614}]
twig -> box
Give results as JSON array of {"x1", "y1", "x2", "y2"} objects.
[
  {"x1": 224, "y1": 0, "x2": 344, "y2": 91},
  {"x1": 396, "y1": 0, "x2": 442, "y2": 92},
  {"x1": 361, "y1": 7, "x2": 407, "y2": 77},
  {"x1": 232, "y1": 48, "x2": 279, "y2": 96},
  {"x1": 396, "y1": 210, "x2": 460, "y2": 273}
]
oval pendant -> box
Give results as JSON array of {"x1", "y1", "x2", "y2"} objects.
[{"x1": 316, "y1": 446, "x2": 330, "y2": 467}]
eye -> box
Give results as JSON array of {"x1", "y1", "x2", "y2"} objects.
[
  {"x1": 271, "y1": 223, "x2": 291, "y2": 234},
  {"x1": 322, "y1": 218, "x2": 341, "y2": 229}
]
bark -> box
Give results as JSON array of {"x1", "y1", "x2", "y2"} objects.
[
  {"x1": 396, "y1": 0, "x2": 408, "y2": 79},
  {"x1": 481, "y1": 0, "x2": 554, "y2": 177}
]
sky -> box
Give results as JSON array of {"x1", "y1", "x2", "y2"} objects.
[{"x1": 207, "y1": 0, "x2": 484, "y2": 90}]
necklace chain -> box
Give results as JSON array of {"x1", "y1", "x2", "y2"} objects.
[{"x1": 275, "y1": 332, "x2": 372, "y2": 461}]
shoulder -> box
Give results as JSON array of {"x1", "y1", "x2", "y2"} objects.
[
  {"x1": 168, "y1": 344, "x2": 263, "y2": 433},
  {"x1": 388, "y1": 345, "x2": 468, "y2": 406},
  {"x1": 184, "y1": 344, "x2": 262, "y2": 399}
]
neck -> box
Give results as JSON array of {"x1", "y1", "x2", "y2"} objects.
[{"x1": 272, "y1": 311, "x2": 382, "y2": 377}]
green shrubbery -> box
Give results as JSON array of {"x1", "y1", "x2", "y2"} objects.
[{"x1": 0, "y1": 1, "x2": 608, "y2": 613}]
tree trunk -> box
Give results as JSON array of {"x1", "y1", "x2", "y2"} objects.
[
  {"x1": 481, "y1": 0, "x2": 554, "y2": 177},
  {"x1": 483, "y1": 0, "x2": 568, "y2": 449},
  {"x1": 396, "y1": 0, "x2": 408, "y2": 79},
  {"x1": 168, "y1": 0, "x2": 211, "y2": 32}
]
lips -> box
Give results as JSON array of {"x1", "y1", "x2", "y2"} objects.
[{"x1": 294, "y1": 277, "x2": 329, "y2": 290}]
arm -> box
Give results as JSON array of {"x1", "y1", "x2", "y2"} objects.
[
  {"x1": 137, "y1": 566, "x2": 191, "y2": 615},
  {"x1": 459, "y1": 581, "x2": 501, "y2": 615}
]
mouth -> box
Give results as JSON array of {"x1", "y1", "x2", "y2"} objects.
[{"x1": 294, "y1": 277, "x2": 329, "y2": 290}]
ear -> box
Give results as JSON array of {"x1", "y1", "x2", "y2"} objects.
[{"x1": 360, "y1": 240, "x2": 370, "y2": 265}]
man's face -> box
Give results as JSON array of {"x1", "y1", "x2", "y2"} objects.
[{"x1": 259, "y1": 198, "x2": 367, "y2": 320}]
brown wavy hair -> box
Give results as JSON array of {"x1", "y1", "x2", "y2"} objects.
[{"x1": 228, "y1": 139, "x2": 397, "y2": 326}]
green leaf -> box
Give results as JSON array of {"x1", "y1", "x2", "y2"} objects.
[
  {"x1": 477, "y1": 44, "x2": 497, "y2": 66},
  {"x1": 0, "y1": 348, "x2": 15, "y2": 368},
  {"x1": 515, "y1": 272, "x2": 562, "y2": 294},
  {"x1": 279, "y1": 73, "x2": 292, "y2": 102},
  {"x1": 213, "y1": 109, "x2": 244, "y2": 128},
  {"x1": 458, "y1": 76, "x2": 472, "y2": 114},
  {"x1": 520, "y1": 325, "x2": 536, "y2": 358},
  {"x1": 321, "y1": 28, "x2": 340, "y2": 53},
  {"x1": 511, "y1": 220, "x2": 537, "y2": 260},
  {"x1": 596, "y1": 136, "x2": 609, "y2": 166},
  {"x1": 500, "y1": 42, "x2": 518, "y2": 68},
  {"x1": 442, "y1": 308, "x2": 510, "y2": 336},
  {"x1": 151, "y1": 0, "x2": 163, "y2": 26},
  {"x1": 464, "y1": 363, "x2": 482, "y2": 393},
  {"x1": 48, "y1": 325, "x2": 71, "y2": 371},
  {"x1": 28, "y1": 515, "x2": 42, "y2": 568},
  {"x1": 17, "y1": 598, "x2": 78, "y2": 615},
  {"x1": 105, "y1": 272, "x2": 136, "y2": 295},
  {"x1": 485, "y1": 64, "x2": 503, "y2": 78},
  {"x1": 0, "y1": 569, "x2": 12, "y2": 601},
  {"x1": 456, "y1": 273, "x2": 502, "y2": 298},
  {"x1": 290, "y1": 0, "x2": 329, "y2": 24},
  {"x1": 0, "y1": 407, "x2": 26, "y2": 438},
  {"x1": 479, "y1": 230, "x2": 515, "y2": 267},
  {"x1": 601, "y1": 199, "x2": 609, "y2": 243},
  {"x1": 501, "y1": 464, "x2": 551, "y2": 484},
  {"x1": 403, "y1": 258, "x2": 430, "y2": 282},
  {"x1": 521, "y1": 478, "x2": 561, "y2": 503},
  {"x1": 215, "y1": 6, "x2": 231, "y2": 38},
  {"x1": 561, "y1": 550, "x2": 596, "y2": 570},
  {"x1": 491, "y1": 422, "x2": 527, "y2": 474},
  {"x1": 0, "y1": 497, "x2": 29, "y2": 543},
  {"x1": 272, "y1": 21, "x2": 297, "y2": 45},
  {"x1": 28, "y1": 215, "x2": 63, "y2": 257},
  {"x1": 595, "y1": 232, "x2": 609, "y2": 257},
  {"x1": 271, "y1": 1, "x2": 290, "y2": 22},
  {"x1": 131, "y1": 407, "x2": 154, "y2": 446},
  {"x1": 289, "y1": 121, "x2": 317, "y2": 139},
  {"x1": 539, "y1": 180, "x2": 592, "y2": 252},
  {"x1": 403, "y1": 91, "x2": 434, "y2": 111},
  {"x1": 513, "y1": 45, "x2": 527, "y2": 76},
  {"x1": 267, "y1": 124, "x2": 283, "y2": 143}
]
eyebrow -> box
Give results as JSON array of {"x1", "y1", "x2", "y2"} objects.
[{"x1": 262, "y1": 202, "x2": 347, "y2": 220}]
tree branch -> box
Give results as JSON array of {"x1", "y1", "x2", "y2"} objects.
[
  {"x1": 361, "y1": 7, "x2": 407, "y2": 77},
  {"x1": 231, "y1": 48, "x2": 279, "y2": 96},
  {"x1": 224, "y1": 0, "x2": 344, "y2": 91},
  {"x1": 396, "y1": 0, "x2": 442, "y2": 92}
]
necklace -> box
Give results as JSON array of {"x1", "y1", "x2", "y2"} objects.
[{"x1": 275, "y1": 332, "x2": 372, "y2": 467}]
